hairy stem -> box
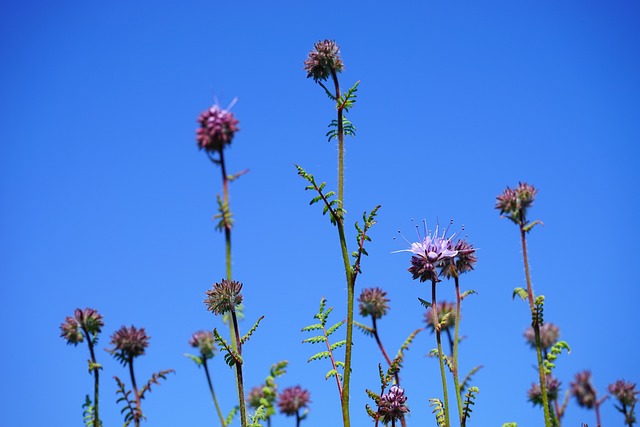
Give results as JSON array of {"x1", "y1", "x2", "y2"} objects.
[
  {"x1": 231, "y1": 309, "x2": 247, "y2": 427},
  {"x1": 520, "y1": 223, "x2": 551, "y2": 427},
  {"x1": 81, "y1": 326, "x2": 101, "y2": 427},
  {"x1": 203, "y1": 359, "x2": 226, "y2": 427},
  {"x1": 432, "y1": 278, "x2": 450, "y2": 427},
  {"x1": 331, "y1": 69, "x2": 344, "y2": 209},
  {"x1": 128, "y1": 357, "x2": 141, "y2": 427},
  {"x1": 453, "y1": 276, "x2": 464, "y2": 426}
]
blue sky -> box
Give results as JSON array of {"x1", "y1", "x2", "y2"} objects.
[{"x1": 1, "y1": 1, "x2": 639, "y2": 426}]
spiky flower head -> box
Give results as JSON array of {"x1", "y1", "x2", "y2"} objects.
[
  {"x1": 247, "y1": 385, "x2": 268, "y2": 409},
  {"x1": 205, "y1": 279, "x2": 243, "y2": 315},
  {"x1": 303, "y1": 39, "x2": 344, "y2": 82},
  {"x1": 524, "y1": 323, "x2": 560, "y2": 351},
  {"x1": 108, "y1": 325, "x2": 150, "y2": 363},
  {"x1": 609, "y1": 380, "x2": 638, "y2": 407},
  {"x1": 528, "y1": 375, "x2": 561, "y2": 406},
  {"x1": 395, "y1": 221, "x2": 460, "y2": 283},
  {"x1": 358, "y1": 287, "x2": 390, "y2": 320},
  {"x1": 196, "y1": 105, "x2": 239, "y2": 153},
  {"x1": 379, "y1": 385, "x2": 410, "y2": 425},
  {"x1": 496, "y1": 182, "x2": 538, "y2": 225},
  {"x1": 60, "y1": 307, "x2": 104, "y2": 346},
  {"x1": 189, "y1": 330, "x2": 216, "y2": 360},
  {"x1": 277, "y1": 385, "x2": 310, "y2": 416},
  {"x1": 439, "y1": 238, "x2": 477, "y2": 279},
  {"x1": 571, "y1": 370, "x2": 598, "y2": 409},
  {"x1": 425, "y1": 301, "x2": 457, "y2": 333}
]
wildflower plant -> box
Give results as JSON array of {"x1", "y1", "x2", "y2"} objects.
[
  {"x1": 608, "y1": 380, "x2": 638, "y2": 426},
  {"x1": 277, "y1": 385, "x2": 311, "y2": 427},
  {"x1": 60, "y1": 308, "x2": 104, "y2": 427},
  {"x1": 107, "y1": 325, "x2": 174, "y2": 427}
]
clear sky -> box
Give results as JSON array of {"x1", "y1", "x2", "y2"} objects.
[{"x1": 1, "y1": 1, "x2": 639, "y2": 426}]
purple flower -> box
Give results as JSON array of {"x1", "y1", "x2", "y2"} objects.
[
  {"x1": 609, "y1": 380, "x2": 638, "y2": 407},
  {"x1": 196, "y1": 105, "x2": 239, "y2": 152},
  {"x1": 524, "y1": 323, "x2": 560, "y2": 350},
  {"x1": 528, "y1": 375, "x2": 561, "y2": 406},
  {"x1": 358, "y1": 287, "x2": 390, "y2": 320},
  {"x1": 571, "y1": 370, "x2": 598, "y2": 409},
  {"x1": 379, "y1": 385, "x2": 410, "y2": 425},
  {"x1": 303, "y1": 40, "x2": 344, "y2": 82},
  {"x1": 439, "y1": 238, "x2": 477, "y2": 279},
  {"x1": 60, "y1": 307, "x2": 104, "y2": 346},
  {"x1": 247, "y1": 385, "x2": 268, "y2": 409},
  {"x1": 277, "y1": 385, "x2": 310, "y2": 416},
  {"x1": 496, "y1": 182, "x2": 538, "y2": 225},
  {"x1": 205, "y1": 279, "x2": 243, "y2": 315},
  {"x1": 395, "y1": 222, "x2": 460, "y2": 283},
  {"x1": 189, "y1": 330, "x2": 216, "y2": 360},
  {"x1": 108, "y1": 325, "x2": 150, "y2": 363},
  {"x1": 425, "y1": 301, "x2": 457, "y2": 332}
]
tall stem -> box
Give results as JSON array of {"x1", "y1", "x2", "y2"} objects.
[
  {"x1": 520, "y1": 224, "x2": 551, "y2": 427},
  {"x1": 432, "y1": 278, "x2": 450, "y2": 427},
  {"x1": 128, "y1": 358, "x2": 141, "y2": 427},
  {"x1": 372, "y1": 317, "x2": 406, "y2": 427},
  {"x1": 331, "y1": 69, "x2": 344, "y2": 208},
  {"x1": 231, "y1": 309, "x2": 247, "y2": 427},
  {"x1": 203, "y1": 359, "x2": 227, "y2": 427},
  {"x1": 453, "y1": 276, "x2": 464, "y2": 425},
  {"x1": 82, "y1": 327, "x2": 100, "y2": 427}
]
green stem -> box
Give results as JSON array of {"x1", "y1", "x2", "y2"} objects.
[
  {"x1": 231, "y1": 309, "x2": 247, "y2": 427},
  {"x1": 128, "y1": 357, "x2": 141, "y2": 427},
  {"x1": 453, "y1": 276, "x2": 464, "y2": 426},
  {"x1": 432, "y1": 278, "x2": 450, "y2": 427},
  {"x1": 203, "y1": 358, "x2": 227, "y2": 427},
  {"x1": 520, "y1": 224, "x2": 551, "y2": 427},
  {"x1": 331, "y1": 69, "x2": 344, "y2": 209},
  {"x1": 82, "y1": 327, "x2": 101, "y2": 427}
]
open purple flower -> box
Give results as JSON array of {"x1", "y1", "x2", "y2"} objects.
[{"x1": 379, "y1": 385, "x2": 409, "y2": 425}]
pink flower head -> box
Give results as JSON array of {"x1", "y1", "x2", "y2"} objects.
[
  {"x1": 277, "y1": 385, "x2": 310, "y2": 416},
  {"x1": 196, "y1": 104, "x2": 239, "y2": 152},
  {"x1": 379, "y1": 385, "x2": 409, "y2": 424}
]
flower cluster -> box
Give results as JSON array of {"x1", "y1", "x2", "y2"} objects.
[
  {"x1": 524, "y1": 323, "x2": 560, "y2": 351},
  {"x1": 358, "y1": 287, "x2": 390, "y2": 320},
  {"x1": 425, "y1": 301, "x2": 457, "y2": 332},
  {"x1": 570, "y1": 370, "x2": 598, "y2": 409},
  {"x1": 196, "y1": 105, "x2": 239, "y2": 153},
  {"x1": 60, "y1": 307, "x2": 104, "y2": 346},
  {"x1": 277, "y1": 385, "x2": 310, "y2": 416},
  {"x1": 108, "y1": 325, "x2": 150, "y2": 363},
  {"x1": 609, "y1": 380, "x2": 638, "y2": 407},
  {"x1": 439, "y1": 239, "x2": 477, "y2": 279},
  {"x1": 247, "y1": 385, "x2": 268, "y2": 409},
  {"x1": 528, "y1": 375, "x2": 561, "y2": 406},
  {"x1": 303, "y1": 39, "x2": 344, "y2": 82},
  {"x1": 378, "y1": 385, "x2": 409, "y2": 425},
  {"x1": 189, "y1": 330, "x2": 216, "y2": 360},
  {"x1": 495, "y1": 182, "x2": 538, "y2": 225},
  {"x1": 205, "y1": 279, "x2": 243, "y2": 315}
]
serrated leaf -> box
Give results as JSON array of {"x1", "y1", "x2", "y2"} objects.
[
  {"x1": 302, "y1": 335, "x2": 327, "y2": 344},
  {"x1": 308, "y1": 351, "x2": 331, "y2": 362},
  {"x1": 301, "y1": 323, "x2": 323, "y2": 332},
  {"x1": 418, "y1": 297, "x2": 432, "y2": 309},
  {"x1": 330, "y1": 340, "x2": 346, "y2": 351},
  {"x1": 512, "y1": 287, "x2": 528, "y2": 301}
]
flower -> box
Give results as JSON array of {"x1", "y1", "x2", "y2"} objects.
[
  {"x1": 303, "y1": 39, "x2": 344, "y2": 82},
  {"x1": 189, "y1": 330, "x2": 216, "y2": 360},
  {"x1": 247, "y1": 385, "x2": 268, "y2": 409},
  {"x1": 358, "y1": 287, "x2": 390, "y2": 320},
  {"x1": 395, "y1": 222, "x2": 459, "y2": 283},
  {"x1": 277, "y1": 385, "x2": 310, "y2": 416},
  {"x1": 608, "y1": 380, "x2": 638, "y2": 407},
  {"x1": 571, "y1": 370, "x2": 598, "y2": 409},
  {"x1": 108, "y1": 325, "x2": 150, "y2": 363},
  {"x1": 379, "y1": 385, "x2": 410, "y2": 425},
  {"x1": 196, "y1": 105, "x2": 239, "y2": 152},
  {"x1": 528, "y1": 375, "x2": 561, "y2": 406},
  {"x1": 496, "y1": 182, "x2": 538, "y2": 225},
  {"x1": 524, "y1": 323, "x2": 560, "y2": 350},
  {"x1": 205, "y1": 279, "x2": 243, "y2": 315},
  {"x1": 439, "y1": 238, "x2": 477, "y2": 279},
  {"x1": 60, "y1": 307, "x2": 104, "y2": 346},
  {"x1": 425, "y1": 301, "x2": 457, "y2": 332}
]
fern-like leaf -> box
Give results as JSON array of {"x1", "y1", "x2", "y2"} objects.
[
  {"x1": 461, "y1": 289, "x2": 478, "y2": 300},
  {"x1": 326, "y1": 320, "x2": 344, "y2": 336},
  {"x1": 461, "y1": 386, "x2": 480, "y2": 424},
  {"x1": 213, "y1": 194, "x2": 234, "y2": 232},
  {"x1": 139, "y1": 369, "x2": 175, "y2": 400},
  {"x1": 351, "y1": 205, "x2": 381, "y2": 274},
  {"x1": 502, "y1": 423, "x2": 518, "y2": 427},
  {"x1": 418, "y1": 297, "x2": 432, "y2": 309},
  {"x1": 330, "y1": 340, "x2": 346, "y2": 351},
  {"x1": 295, "y1": 165, "x2": 343, "y2": 225},
  {"x1": 184, "y1": 353, "x2": 203, "y2": 367},
  {"x1": 241, "y1": 316, "x2": 264, "y2": 345},
  {"x1": 308, "y1": 351, "x2": 331, "y2": 362},
  {"x1": 114, "y1": 376, "x2": 143, "y2": 427},
  {"x1": 512, "y1": 287, "x2": 528, "y2": 301},
  {"x1": 430, "y1": 398, "x2": 447, "y2": 427},
  {"x1": 354, "y1": 321, "x2": 374, "y2": 337},
  {"x1": 225, "y1": 406, "x2": 239, "y2": 426},
  {"x1": 544, "y1": 340, "x2": 571, "y2": 374},
  {"x1": 247, "y1": 405, "x2": 267, "y2": 427},
  {"x1": 460, "y1": 365, "x2": 483, "y2": 394}
]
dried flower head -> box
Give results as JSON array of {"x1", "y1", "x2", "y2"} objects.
[
  {"x1": 379, "y1": 385, "x2": 410, "y2": 424},
  {"x1": 196, "y1": 105, "x2": 239, "y2": 152},
  {"x1": 277, "y1": 385, "x2": 310, "y2": 416},
  {"x1": 358, "y1": 287, "x2": 390, "y2": 320},
  {"x1": 303, "y1": 39, "x2": 344, "y2": 82},
  {"x1": 108, "y1": 325, "x2": 150, "y2": 363},
  {"x1": 529, "y1": 375, "x2": 561, "y2": 406},
  {"x1": 571, "y1": 370, "x2": 598, "y2": 409},
  {"x1": 524, "y1": 323, "x2": 560, "y2": 350},
  {"x1": 439, "y1": 238, "x2": 477, "y2": 279},
  {"x1": 496, "y1": 182, "x2": 538, "y2": 225},
  {"x1": 425, "y1": 301, "x2": 457, "y2": 332},
  {"x1": 395, "y1": 221, "x2": 460, "y2": 283},
  {"x1": 609, "y1": 380, "x2": 638, "y2": 407},
  {"x1": 60, "y1": 307, "x2": 104, "y2": 346},
  {"x1": 205, "y1": 279, "x2": 243, "y2": 315},
  {"x1": 189, "y1": 330, "x2": 216, "y2": 360}
]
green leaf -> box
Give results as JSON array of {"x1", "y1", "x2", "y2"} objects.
[
  {"x1": 326, "y1": 321, "x2": 344, "y2": 336},
  {"x1": 302, "y1": 335, "x2": 327, "y2": 345},
  {"x1": 418, "y1": 297, "x2": 432, "y2": 309},
  {"x1": 512, "y1": 287, "x2": 528, "y2": 301},
  {"x1": 461, "y1": 289, "x2": 478, "y2": 299},
  {"x1": 301, "y1": 323, "x2": 323, "y2": 332},
  {"x1": 241, "y1": 316, "x2": 264, "y2": 345},
  {"x1": 523, "y1": 219, "x2": 544, "y2": 233},
  {"x1": 308, "y1": 351, "x2": 331, "y2": 362},
  {"x1": 183, "y1": 353, "x2": 203, "y2": 367},
  {"x1": 330, "y1": 340, "x2": 346, "y2": 351}
]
